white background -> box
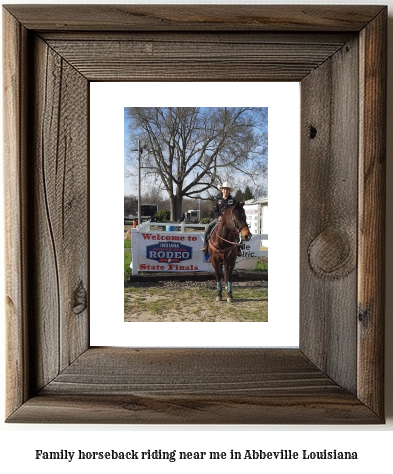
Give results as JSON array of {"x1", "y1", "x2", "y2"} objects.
[
  {"x1": 90, "y1": 82, "x2": 300, "y2": 347},
  {"x1": 1, "y1": 0, "x2": 392, "y2": 472}
]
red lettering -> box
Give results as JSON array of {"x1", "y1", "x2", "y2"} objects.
[
  {"x1": 165, "y1": 264, "x2": 199, "y2": 271},
  {"x1": 140, "y1": 233, "x2": 186, "y2": 242},
  {"x1": 139, "y1": 263, "x2": 166, "y2": 271}
]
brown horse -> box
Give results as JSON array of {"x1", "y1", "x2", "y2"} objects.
[{"x1": 208, "y1": 201, "x2": 252, "y2": 303}]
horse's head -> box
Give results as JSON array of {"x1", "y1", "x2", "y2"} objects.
[{"x1": 229, "y1": 201, "x2": 252, "y2": 242}]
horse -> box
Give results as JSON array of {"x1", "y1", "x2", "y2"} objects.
[{"x1": 207, "y1": 201, "x2": 252, "y2": 303}]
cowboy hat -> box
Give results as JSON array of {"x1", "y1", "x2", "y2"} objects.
[{"x1": 219, "y1": 181, "x2": 235, "y2": 192}]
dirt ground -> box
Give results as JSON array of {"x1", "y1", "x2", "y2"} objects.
[
  {"x1": 124, "y1": 279, "x2": 268, "y2": 322},
  {"x1": 124, "y1": 224, "x2": 267, "y2": 322}
]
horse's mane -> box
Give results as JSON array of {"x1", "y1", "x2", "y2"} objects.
[
  {"x1": 221, "y1": 201, "x2": 245, "y2": 223},
  {"x1": 215, "y1": 201, "x2": 245, "y2": 241}
]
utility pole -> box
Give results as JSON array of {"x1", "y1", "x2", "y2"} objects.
[
  {"x1": 138, "y1": 139, "x2": 142, "y2": 226},
  {"x1": 132, "y1": 138, "x2": 146, "y2": 226}
]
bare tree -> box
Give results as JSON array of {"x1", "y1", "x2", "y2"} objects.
[
  {"x1": 125, "y1": 107, "x2": 267, "y2": 221},
  {"x1": 124, "y1": 195, "x2": 137, "y2": 216},
  {"x1": 141, "y1": 187, "x2": 170, "y2": 212}
]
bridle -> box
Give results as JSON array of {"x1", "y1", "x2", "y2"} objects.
[
  {"x1": 216, "y1": 207, "x2": 249, "y2": 243},
  {"x1": 229, "y1": 207, "x2": 249, "y2": 234}
]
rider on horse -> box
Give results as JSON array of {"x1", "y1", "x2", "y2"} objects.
[{"x1": 200, "y1": 182, "x2": 242, "y2": 257}]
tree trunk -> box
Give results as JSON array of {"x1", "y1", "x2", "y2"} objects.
[{"x1": 170, "y1": 195, "x2": 183, "y2": 222}]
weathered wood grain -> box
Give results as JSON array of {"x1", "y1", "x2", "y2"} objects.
[
  {"x1": 9, "y1": 392, "x2": 379, "y2": 425},
  {"x1": 300, "y1": 36, "x2": 359, "y2": 394},
  {"x1": 7, "y1": 348, "x2": 380, "y2": 424},
  {"x1": 30, "y1": 36, "x2": 89, "y2": 390},
  {"x1": 46, "y1": 38, "x2": 347, "y2": 81},
  {"x1": 3, "y1": 5, "x2": 386, "y2": 424},
  {"x1": 3, "y1": 9, "x2": 30, "y2": 419},
  {"x1": 357, "y1": 9, "x2": 387, "y2": 417},
  {"x1": 45, "y1": 348, "x2": 338, "y2": 393},
  {"x1": 3, "y1": 5, "x2": 384, "y2": 32},
  {"x1": 40, "y1": 31, "x2": 354, "y2": 44}
]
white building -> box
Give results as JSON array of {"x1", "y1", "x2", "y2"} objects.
[{"x1": 244, "y1": 197, "x2": 268, "y2": 248}]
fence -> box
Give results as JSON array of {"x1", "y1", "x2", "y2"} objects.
[{"x1": 130, "y1": 221, "x2": 268, "y2": 274}]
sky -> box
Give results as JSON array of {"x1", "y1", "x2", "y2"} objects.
[{"x1": 124, "y1": 107, "x2": 268, "y2": 200}]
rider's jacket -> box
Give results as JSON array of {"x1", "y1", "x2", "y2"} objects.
[{"x1": 214, "y1": 195, "x2": 236, "y2": 219}]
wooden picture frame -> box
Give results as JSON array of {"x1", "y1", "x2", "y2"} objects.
[{"x1": 3, "y1": 5, "x2": 386, "y2": 424}]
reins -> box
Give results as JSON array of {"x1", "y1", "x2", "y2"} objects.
[
  {"x1": 216, "y1": 234, "x2": 239, "y2": 246},
  {"x1": 208, "y1": 238, "x2": 238, "y2": 260}
]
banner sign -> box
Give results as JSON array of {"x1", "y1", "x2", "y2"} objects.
[
  {"x1": 131, "y1": 229, "x2": 267, "y2": 274},
  {"x1": 134, "y1": 231, "x2": 202, "y2": 272},
  {"x1": 146, "y1": 242, "x2": 193, "y2": 263}
]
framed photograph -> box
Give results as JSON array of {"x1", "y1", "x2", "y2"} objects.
[
  {"x1": 90, "y1": 81, "x2": 299, "y2": 344},
  {"x1": 4, "y1": 5, "x2": 386, "y2": 424}
]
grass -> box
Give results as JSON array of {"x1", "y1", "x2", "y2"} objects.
[
  {"x1": 124, "y1": 282, "x2": 268, "y2": 322},
  {"x1": 124, "y1": 252, "x2": 132, "y2": 279},
  {"x1": 254, "y1": 257, "x2": 268, "y2": 271},
  {"x1": 124, "y1": 238, "x2": 132, "y2": 280},
  {"x1": 123, "y1": 234, "x2": 268, "y2": 321}
]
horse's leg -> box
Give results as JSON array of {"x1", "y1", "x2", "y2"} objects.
[
  {"x1": 225, "y1": 262, "x2": 235, "y2": 303},
  {"x1": 212, "y1": 258, "x2": 223, "y2": 301}
]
